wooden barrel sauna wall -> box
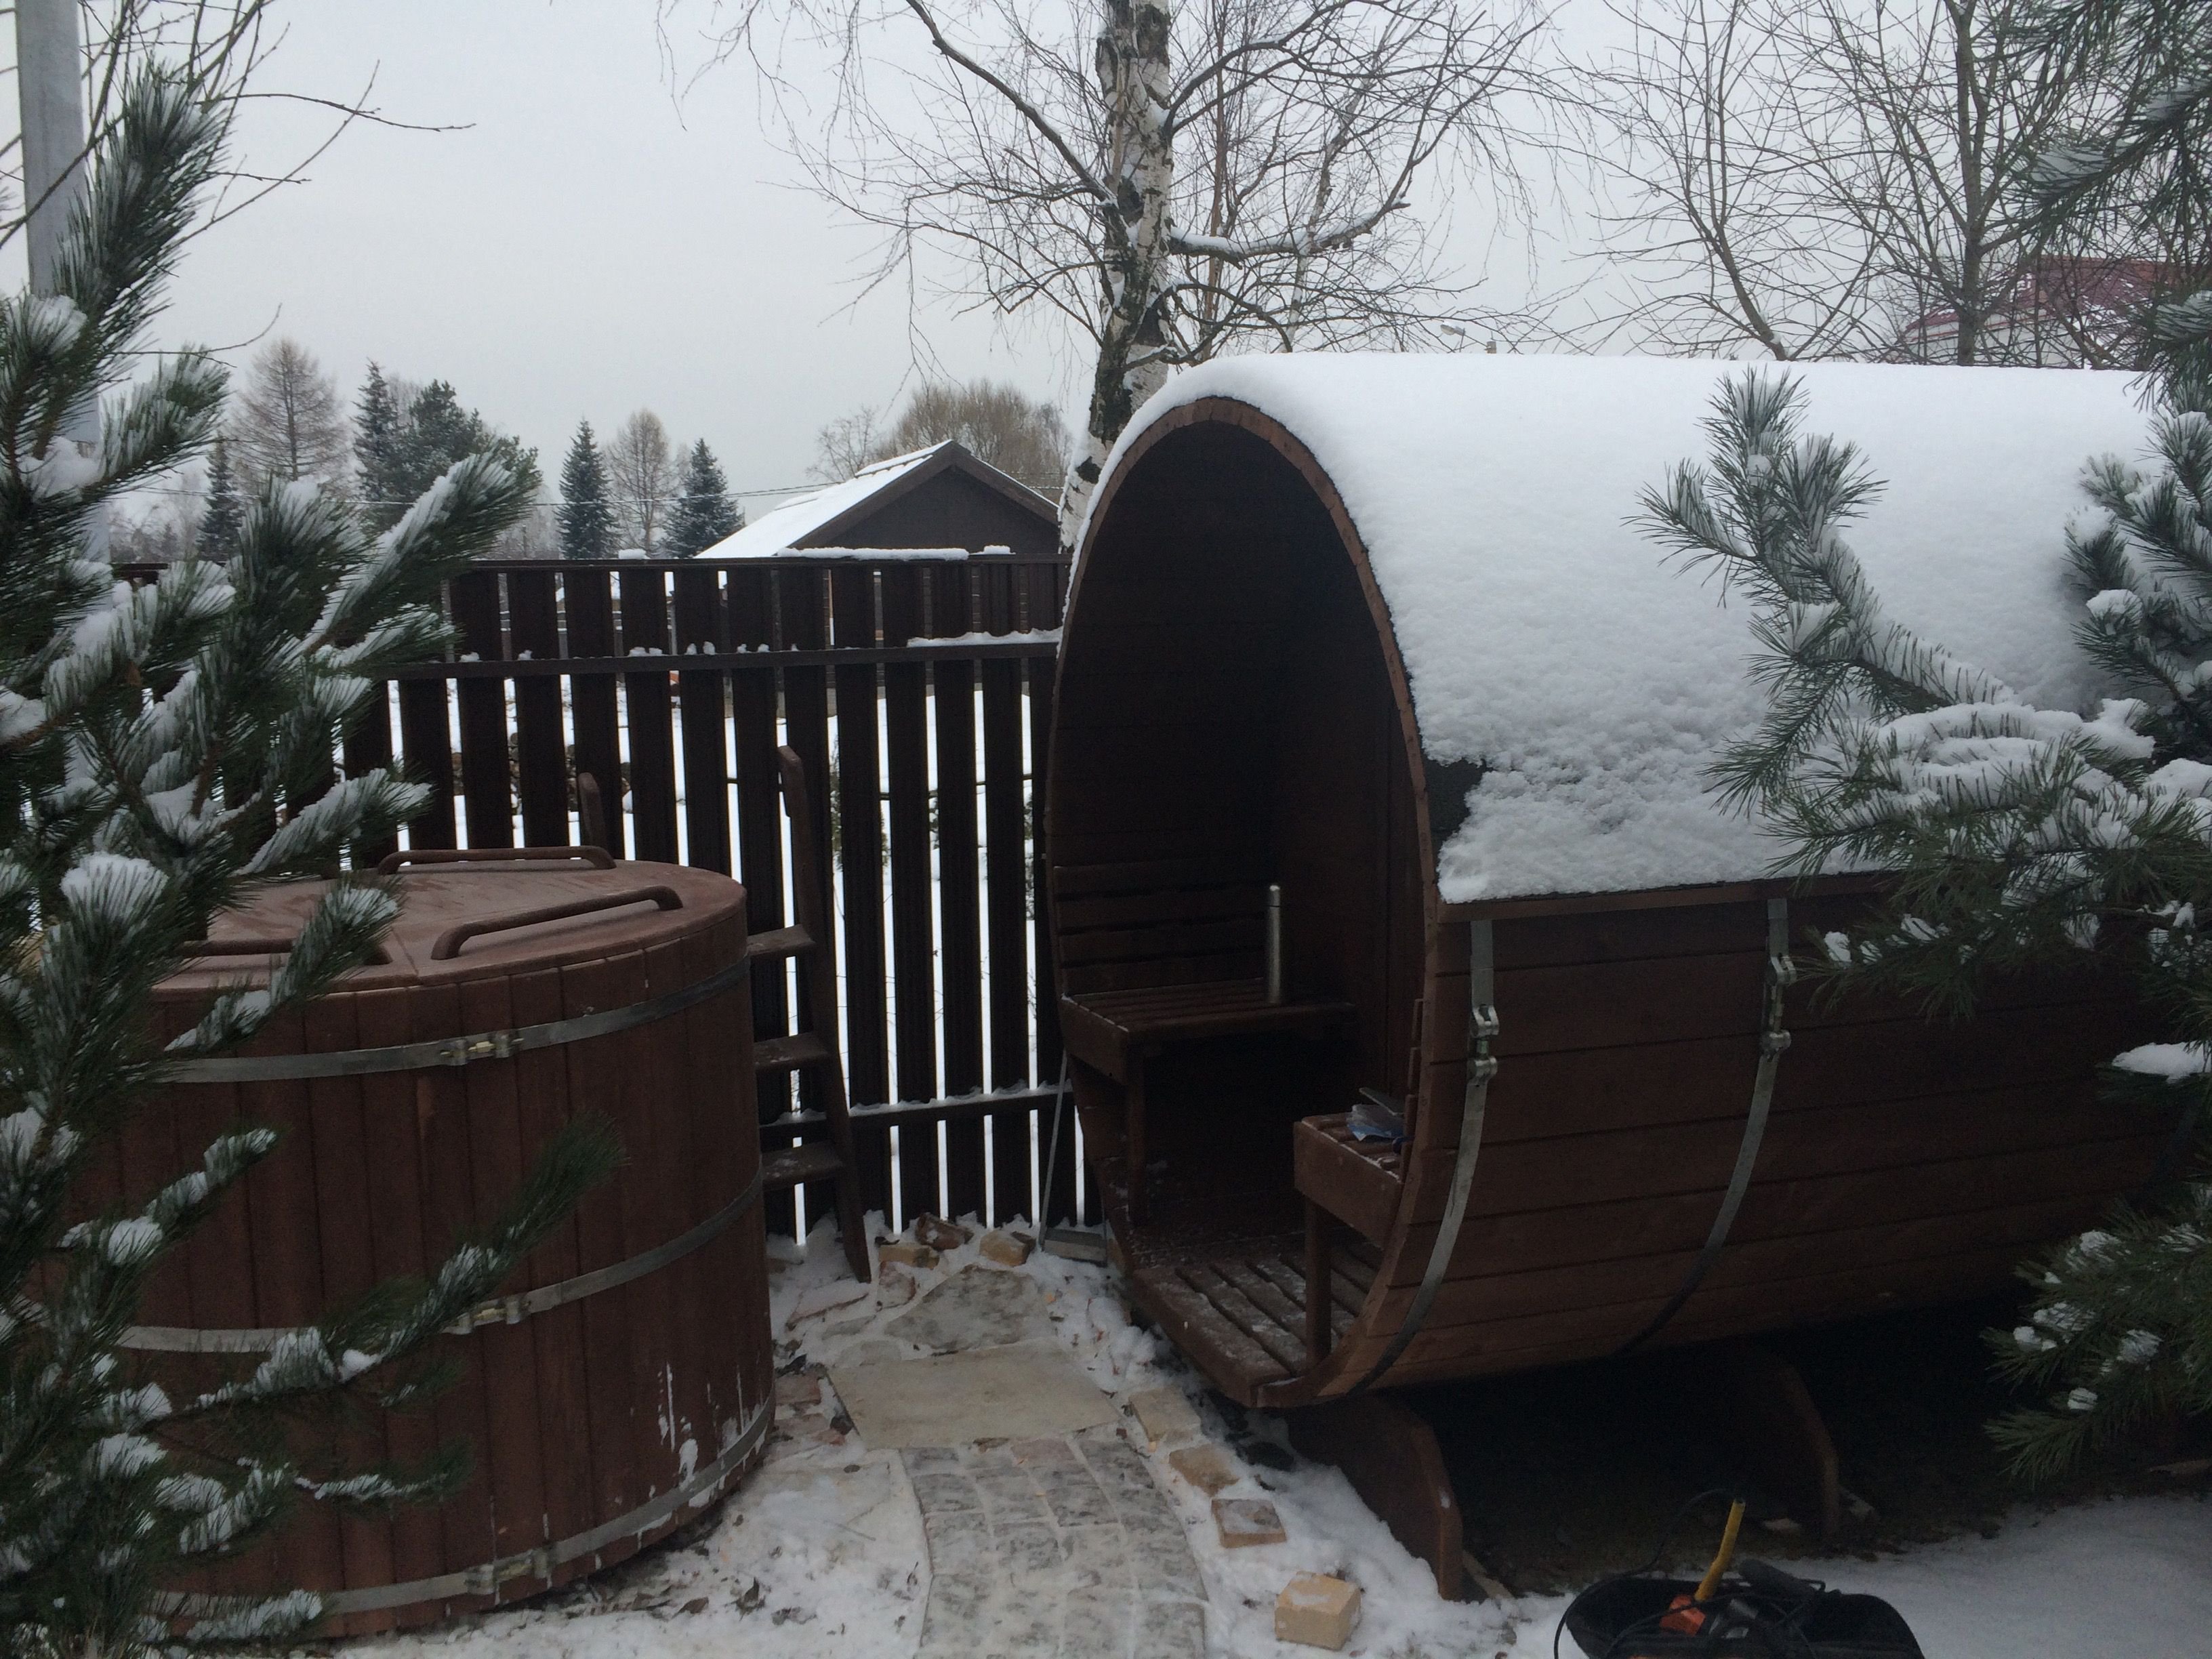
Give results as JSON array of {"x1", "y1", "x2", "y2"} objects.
[
  {"x1": 1047, "y1": 354, "x2": 2183, "y2": 1412},
  {"x1": 107, "y1": 851, "x2": 771, "y2": 1635}
]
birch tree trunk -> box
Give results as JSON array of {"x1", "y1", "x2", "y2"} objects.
[{"x1": 1067, "y1": 0, "x2": 1177, "y2": 549}]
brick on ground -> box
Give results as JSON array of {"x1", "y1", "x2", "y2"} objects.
[
  {"x1": 1275, "y1": 1572, "x2": 1360, "y2": 1650},
  {"x1": 876, "y1": 1239, "x2": 940, "y2": 1270},
  {"x1": 1166, "y1": 1443, "x2": 1239, "y2": 1495},
  {"x1": 914, "y1": 1214, "x2": 972, "y2": 1250},
  {"x1": 1212, "y1": 1496, "x2": 1286, "y2": 1549},
  {"x1": 979, "y1": 1228, "x2": 1035, "y2": 1266},
  {"x1": 1128, "y1": 1385, "x2": 1203, "y2": 1447}
]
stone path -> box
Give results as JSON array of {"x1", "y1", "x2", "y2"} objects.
[{"x1": 904, "y1": 1425, "x2": 1207, "y2": 1659}]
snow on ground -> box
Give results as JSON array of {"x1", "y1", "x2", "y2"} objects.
[{"x1": 323, "y1": 1220, "x2": 2212, "y2": 1659}]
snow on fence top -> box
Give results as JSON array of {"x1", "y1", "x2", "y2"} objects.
[{"x1": 1097, "y1": 354, "x2": 2156, "y2": 903}]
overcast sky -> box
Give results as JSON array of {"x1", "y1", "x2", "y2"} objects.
[
  {"x1": 3, "y1": 1, "x2": 1588, "y2": 509},
  {"x1": 3, "y1": 2, "x2": 1082, "y2": 506}
]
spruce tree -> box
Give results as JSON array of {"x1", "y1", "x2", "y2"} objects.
[
  {"x1": 351, "y1": 361, "x2": 405, "y2": 533},
  {"x1": 194, "y1": 436, "x2": 242, "y2": 561},
  {"x1": 558, "y1": 421, "x2": 616, "y2": 560},
  {"x1": 665, "y1": 439, "x2": 743, "y2": 556},
  {"x1": 0, "y1": 72, "x2": 613, "y2": 1650}
]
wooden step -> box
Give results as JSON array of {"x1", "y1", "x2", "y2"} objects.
[
  {"x1": 762, "y1": 1142, "x2": 846, "y2": 1191},
  {"x1": 745, "y1": 924, "x2": 814, "y2": 962},
  {"x1": 755, "y1": 1031, "x2": 833, "y2": 1074}
]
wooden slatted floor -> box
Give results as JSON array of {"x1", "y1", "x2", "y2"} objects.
[{"x1": 1132, "y1": 1235, "x2": 1381, "y2": 1395}]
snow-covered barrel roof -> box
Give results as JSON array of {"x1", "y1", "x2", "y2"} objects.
[{"x1": 1093, "y1": 354, "x2": 2157, "y2": 903}]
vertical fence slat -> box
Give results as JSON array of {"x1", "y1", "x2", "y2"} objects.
[
  {"x1": 882, "y1": 565, "x2": 939, "y2": 1221},
  {"x1": 1027, "y1": 562, "x2": 1072, "y2": 1225},
  {"x1": 565, "y1": 569, "x2": 626, "y2": 859},
  {"x1": 396, "y1": 679, "x2": 457, "y2": 851},
  {"x1": 450, "y1": 571, "x2": 514, "y2": 848},
  {"x1": 729, "y1": 569, "x2": 794, "y2": 1235},
  {"x1": 620, "y1": 569, "x2": 680, "y2": 863},
  {"x1": 981, "y1": 561, "x2": 1035, "y2": 1224},
  {"x1": 931, "y1": 564, "x2": 986, "y2": 1223},
  {"x1": 780, "y1": 570, "x2": 834, "y2": 1126},
  {"x1": 674, "y1": 566, "x2": 732, "y2": 876},
  {"x1": 508, "y1": 569, "x2": 571, "y2": 846},
  {"x1": 344, "y1": 689, "x2": 398, "y2": 870},
  {"x1": 831, "y1": 565, "x2": 892, "y2": 1222}
]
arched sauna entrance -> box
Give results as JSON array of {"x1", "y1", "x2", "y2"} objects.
[{"x1": 1048, "y1": 355, "x2": 2179, "y2": 1411}]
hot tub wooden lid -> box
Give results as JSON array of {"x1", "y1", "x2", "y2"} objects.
[{"x1": 161, "y1": 852, "x2": 745, "y2": 997}]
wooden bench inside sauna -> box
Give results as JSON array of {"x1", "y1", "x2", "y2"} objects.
[{"x1": 1048, "y1": 354, "x2": 2183, "y2": 1414}]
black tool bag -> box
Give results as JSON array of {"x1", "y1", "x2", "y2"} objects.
[{"x1": 1562, "y1": 1559, "x2": 1925, "y2": 1658}]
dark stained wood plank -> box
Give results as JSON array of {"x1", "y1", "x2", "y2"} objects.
[
  {"x1": 931, "y1": 563, "x2": 987, "y2": 1220},
  {"x1": 342, "y1": 687, "x2": 399, "y2": 869},
  {"x1": 395, "y1": 679, "x2": 457, "y2": 849},
  {"x1": 831, "y1": 564, "x2": 892, "y2": 1218},
  {"x1": 300, "y1": 994, "x2": 397, "y2": 1621},
  {"x1": 506, "y1": 569, "x2": 571, "y2": 847},
  {"x1": 619, "y1": 569, "x2": 679, "y2": 863},
  {"x1": 882, "y1": 565, "x2": 940, "y2": 1220},
  {"x1": 505, "y1": 964, "x2": 595, "y2": 1584},
  {"x1": 449, "y1": 569, "x2": 514, "y2": 848},
  {"x1": 555, "y1": 951, "x2": 642, "y2": 1538},
  {"x1": 729, "y1": 566, "x2": 794, "y2": 1224},
  {"x1": 565, "y1": 569, "x2": 625, "y2": 859},
  {"x1": 981, "y1": 563, "x2": 1033, "y2": 1221},
  {"x1": 674, "y1": 565, "x2": 733, "y2": 874},
  {"x1": 1027, "y1": 564, "x2": 1067, "y2": 1219},
  {"x1": 455, "y1": 973, "x2": 549, "y2": 1566},
  {"x1": 350, "y1": 987, "x2": 443, "y2": 1605}
]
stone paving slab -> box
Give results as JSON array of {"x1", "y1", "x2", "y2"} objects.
[
  {"x1": 832, "y1": 1341, "x2": 1118, "y2": 1448},
  {"x1": 905, "y1": 1431, "x2": 1207, "y2": 1659}
]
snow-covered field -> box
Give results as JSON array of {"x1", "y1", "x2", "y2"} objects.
[{"x1": 325, "y1": 1223, "x2": 2212, "y2": 1659}]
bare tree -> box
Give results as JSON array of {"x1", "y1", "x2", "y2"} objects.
[
  {"x1": 1588, "y1": 0, "x2": 2091, "y2": 364},
  {"x1": 604, "y1": 408, "x2": 676, "y2": 552},
  {"x1": 666, "y1": 0, "x2": 1555, "y2": 544},
  {"x1": 814, "y1": 380, "x2": 1069, "y2": 492},
  {"x1": 1584, "y1": 0, "x2": 1877, "y2": 357},
  {"x1": 811, "y1": 405, "x2": 883, "y2": 485},
  {"x1": 229, "y1": 336, "x2": 348, "y2": 486}
]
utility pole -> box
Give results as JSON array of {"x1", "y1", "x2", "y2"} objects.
[{"x1": 16, "y1": 0, "x2": 106, "y2": 550}]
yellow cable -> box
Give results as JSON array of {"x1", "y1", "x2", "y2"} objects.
[{"x1": 1694, "y1": 1500, "x2": 1746, "y2": 1603}]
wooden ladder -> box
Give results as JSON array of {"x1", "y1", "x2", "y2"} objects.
[{"x1": 750, "y1": 745, "x2": 872, "y2": 1283}]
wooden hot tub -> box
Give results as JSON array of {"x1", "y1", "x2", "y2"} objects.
[
  {"x1": 114, "y1": 850, "x2": 771, "y2": 1633},
  {"x1": 1048, "y1": 355, "x2": 2182, "y2": 1409}
]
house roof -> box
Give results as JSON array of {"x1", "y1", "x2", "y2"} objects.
[
  {"x1": 1092, "y1": 353, "x2": 2156, "y2": 903},
  {"x1": 699, "y1": 441, "x2": 1057, "y2": 557}
]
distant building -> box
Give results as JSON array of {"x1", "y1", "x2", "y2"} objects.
[
  {"x1": 1889, "y1": 257, "x2": 2180, "y2": 368},
  {"x1": 700, "y1": 441, "x2": 1059, "y2": 559}
]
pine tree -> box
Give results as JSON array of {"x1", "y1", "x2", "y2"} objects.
[
  {"x1": 558, "y1": 422, "x2": 616, "y2": 560},
  {"x1": 353, "y1": 371, "x2": 541, "y2": 538},
  {"x1": 0, "y1": 73, "x2": 613, "y2": 1651},
  {"x1": 195, "y1": 435, "x2": 243, "y2": 561},
  {"x1": 351, "y1": 361, "x2": 405, "y2": 533},
  {"x1": 1640, "y1": 370, "x2": 2212, "y2": 1481},
  {"x1": 665, "y1": 439, "x2": 743, "y2": 556}
]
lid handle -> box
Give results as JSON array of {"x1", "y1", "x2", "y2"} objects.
[
  {"x1": 380, "y1": 846, "x2": 615, "y2": 874},
  {"x1": 430, "y1": 886, "x2": 683, "y2": 961}
]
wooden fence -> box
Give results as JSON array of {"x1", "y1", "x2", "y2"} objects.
[{"x1": 318, "y1": 552, "x2": 1082, "y2": 1238}]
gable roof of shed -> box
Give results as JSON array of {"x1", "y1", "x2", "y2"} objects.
[
  {"x1": 701, "y1": 440, "x2": 1057, "y2": 557},
  {"x1": 1094, "y1": 354, "x2": 2156, "y2": 905}
]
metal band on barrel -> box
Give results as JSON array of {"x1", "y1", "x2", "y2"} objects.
[
  {"x1": 1616, "y1": 894, "x2": 1794, "y2": 1355},
  {"x1": 117, "y1": 1168, "x2": 764, "y2": 1353},
  {"x1": 163, "y1": 953, "x2": 751, "y2": 1081},
  {"x1": 155, "y1": 1395, "x2": 772, "y2": 1624},
  {"x1": 1346, "y1": 919, "x2": 1497, "y2": 1395}
]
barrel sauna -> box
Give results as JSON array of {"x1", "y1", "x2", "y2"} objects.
[
  {"x1": 1048, "y1": 354, "x2": 2182, "y2": 1410},
  {"x1": 121, "y1": 850, "x2": 772, "y2": 1633}
]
